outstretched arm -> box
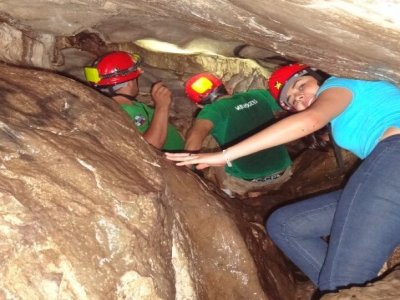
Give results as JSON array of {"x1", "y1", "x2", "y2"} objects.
[
  {"x1": 142, "y1": 82, "x2": 172, "y2": 149},
  {"x1": 166, "y1": 88, "x2": 351, "y2": 169}
]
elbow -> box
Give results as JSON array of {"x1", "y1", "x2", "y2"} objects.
[
  {"x1": 148, "y1": 140, "x2": 164, "y2": 150},
  {"x1": 142, "y1": 134, "x2": 164, "y2": 150},
  {"x1": 184, "y1": 137, "x2": 202, "y2": 151},
  {"x1": 302, "y1": 111, "x2": 329, "y2": 134},
  {"x1": 146, "y1": 139, "x2": 164, "y2": 150}
]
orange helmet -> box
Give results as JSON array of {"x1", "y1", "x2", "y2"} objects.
[
  {"x1": 84, "y1": 51, "x2": 142, "y2": 87},
  {"x1": 185, "y1": 73, "x2": 226, "y2": 104},
  {"x1": 268, "y1": 63, "x2": 310, "y2": 111}
]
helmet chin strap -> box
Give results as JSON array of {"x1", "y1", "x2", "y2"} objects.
[
  {"x1": 113, "y1": 93, "x2": 137, "y2": 102},
  {"x1": 99, "y1": 82, "x2": 129, "y2": 97}
]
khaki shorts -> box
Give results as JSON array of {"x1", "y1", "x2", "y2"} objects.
[{"x1": 204, "y1": 166, "x2": 293, "y2": 197}]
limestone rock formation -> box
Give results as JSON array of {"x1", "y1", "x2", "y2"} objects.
[
  {"x1": 0, "y1": 1, "x2": 399, "y2": 82},
  {"x1": 0, "y1": 64, "x2": 299, "y2": 299},
  {"x1": 322, "y1": 266, "x2": 400, "y2": 300},
  {"x1": 1, "y1": 1, "x2": 400, "y2": 299}
]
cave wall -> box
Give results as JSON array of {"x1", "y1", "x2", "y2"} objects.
[
  {"x1": 1, "y1": 1, "x2": 400, "y2": 299},
  {"x1": 0, "y1": 63, "x2": 300, "y2": 299},
  {"x1": 0, "y1": 0, "x2": 399, "y2": 83}
]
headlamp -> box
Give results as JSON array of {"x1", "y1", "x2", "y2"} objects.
[
  {"x1": 191, "y1": 77, "x2": 214, "y2": 94},
  {"x1": 84, "y1": 53, "x2": 143, "y2": 84}
]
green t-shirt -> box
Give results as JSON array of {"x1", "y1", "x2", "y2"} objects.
[
  {"x1": 120, "y1": 102, "x2": 184, "y2": 151},
  {"x1": 197, "y1": 89, "x2": 292, "y2": 180}
]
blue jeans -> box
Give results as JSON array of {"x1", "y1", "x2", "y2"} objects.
[{"x1": 266, "y1": 135, "x2": 400, "y2": 291}]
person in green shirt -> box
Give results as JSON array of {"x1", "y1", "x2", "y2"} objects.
[
  {"x1": 183, "y1": 73, "x2": 292, "y2": 197},
  {"x1": 84, "y1": 51, "x2": 184, "y2": 151}
]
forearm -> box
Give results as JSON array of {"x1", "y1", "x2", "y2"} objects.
[
  {"x1": 142, "y1": 106, "x2": 170, "y2": 149},
  {"x1": 184, "y1": 132, "x2": 205, "y2": 152},
  {"x1": 227, "y1": 111, "x2": 327, "y2": 161},
  {"x1": 184, "y1": 120, "x2": 213, "y2": 152}
]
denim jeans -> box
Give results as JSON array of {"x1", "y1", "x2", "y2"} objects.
[{"x1": 266, "y1": 135, "x2": 400, "y2": 291}]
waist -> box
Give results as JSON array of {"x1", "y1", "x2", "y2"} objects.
[
  {"x1": 245, "y1": 169, "x2": 286, "y2": 182},
  {"x1": 381, "y1": 126, "x2": 400, "y2": 141}
]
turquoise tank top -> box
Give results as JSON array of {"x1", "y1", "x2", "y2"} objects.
[{"x1": 318, "y1": 77, "x2": 400, "y2": 159}]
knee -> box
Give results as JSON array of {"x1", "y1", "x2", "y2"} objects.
[{"x1": 266, "y1": 208, "x2": 287, "y2": 241}]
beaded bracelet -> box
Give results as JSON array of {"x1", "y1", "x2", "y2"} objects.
[{"x1": 222, "y1": 149, "x2": 233, "y2": 167}]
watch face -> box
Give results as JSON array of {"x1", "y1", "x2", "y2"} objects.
[{"x1": 134, "y1": 115, "x2": 146, "y2": 127}]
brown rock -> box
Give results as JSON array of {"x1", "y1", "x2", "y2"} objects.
[
  {"x1": 0, "y1": 63, "x2": 296, "y2": 299},
  {"x1": 321, "y1": 266, "x2": 400, "y2": 300}
]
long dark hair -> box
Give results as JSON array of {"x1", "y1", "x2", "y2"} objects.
[{"x1": 303, "y1": 69, "x2": 332, "y2": 151}]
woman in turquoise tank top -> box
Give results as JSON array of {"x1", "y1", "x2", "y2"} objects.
[{"x1": 166, "y1": 63, "x2": 400, "y2": 294}]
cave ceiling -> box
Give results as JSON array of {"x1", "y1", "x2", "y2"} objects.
[{"x1": 0, "y1": 0, "x2": 399, "y2": 83}]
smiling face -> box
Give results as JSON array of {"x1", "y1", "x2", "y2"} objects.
[{"x1": 283, "y1": 75, "x2": 320, "y2": 112}]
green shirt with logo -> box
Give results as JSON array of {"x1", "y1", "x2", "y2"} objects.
[
  {"x1": 120, "y1": 102, "x2": 184, "y2": 151},
  {"x1": 197, "y1": 89, "x2": 291, "y2": 180}
]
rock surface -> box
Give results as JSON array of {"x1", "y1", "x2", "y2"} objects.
[
  {"x1": 0, "y1": 63, "x2": 299, "y2": 299},
  {"x1": 1, "y1": 1, "x2": 400, "y2": 299},
  {"x1": 322, "y1": 266, "x2": 400, "y2": 300},
  {"x1": 0, "y1": 0, "x2": 399, "y2": 82}
]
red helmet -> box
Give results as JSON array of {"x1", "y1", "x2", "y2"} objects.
[
  {"x1": 84, "y1": 51, "x2": 142, "y2": 86},
  {"x1": 268, "y1": 63, "x2": 310, "y2": 111},
  {"x1": 185, "y1": 73, "x2": 224, "y2": 104}
]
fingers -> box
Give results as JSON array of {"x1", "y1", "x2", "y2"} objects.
[
  {"x1": 165, "y1": 152, "x2": 225, "y2": 170},
  {"x1": 165, "y1": 152, "x2": 200, "y2": 166},
  {"x1": 176, "y1": 159, "x2": 199, "y2": 166},
  {"x1": 165, "y1": 153, "x2": 199, "y2": 162},
  {"x1": 151, "y1": 82, "x2": 172, "y2": 107},
  {"x1": 195, "y1": 163, "x2": 210, "y2": 170},
  {"x1": 151, "y1": 81, "x2": 165, "y2": 92},
  {"x1": 175, "y1": 160, "x2": 209, "y2": 169},
  {"x1": 152, "y1": 81, "x2": 171, "y2": 96},
  {"x1": 165, "y1": 152, "x2": 192, "y2": 157}
]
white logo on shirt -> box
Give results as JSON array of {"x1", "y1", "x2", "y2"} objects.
[{"x1": 235, "y1": 99, "x2": 258, "y2": 111}]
